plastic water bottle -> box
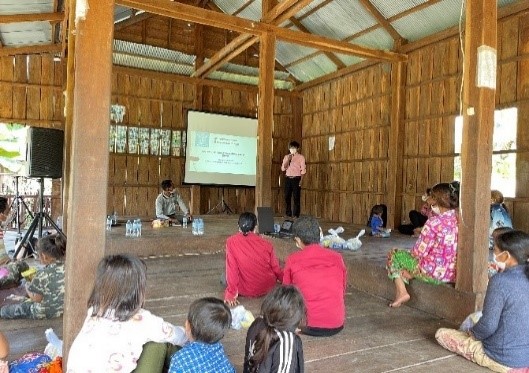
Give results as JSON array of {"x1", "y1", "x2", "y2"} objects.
[
  {"x1": 126, "y1": 220, "x2": 132, "y2": 237},
  {"x1": 192, "y1": 219, "x2": 198, "y2": 235},
  {"x1": 112, "y1": 211, "x2": 118, "y2": 225},
  {"x1": 132, "y1": 219, "x2": 138, "y2": 237},
  {"x1": 106, "y1": 216, "x2": 112, "y2": 231},
  {"x1": 136, "y1": 219, "x2": 142, "y2": 237},
  {"x1": 197, "y1": 218, "x2": 204, "y2": 236},
  {"x1": 182, "y1": 216, "x2": 188, "y2": 228}
]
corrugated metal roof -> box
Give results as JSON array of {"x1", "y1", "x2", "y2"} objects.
[
  {"x1": 301, "y1": 0, "x2": 378, "y2": 40},
  {"x1": 350, "y1": 27, "x2": 394, "y2": 51},
  {"x1": 276, "y1": 40, "x2": 319, "y2": 66},
  {"x1": 112, "y1": 40, "x2": 293, "y2": 88},
  {"x1": 392, "y1": 0, "x2": 463, "y2": 42},
  {"x1": 370, "y1": 0, "x2": 428, "y2": 20},
  {"x1": 0, "y1": 0, "x2": 54, "y2": 15},
  {"x1": 0, "y1": 21, "x2": 52, "y2": 46}
]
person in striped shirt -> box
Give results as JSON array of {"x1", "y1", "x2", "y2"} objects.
[{"x1": 244, "y1": 285, "x2": 306, "y2": 373}]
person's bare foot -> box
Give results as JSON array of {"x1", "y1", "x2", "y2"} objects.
[{"x1": 389, "y1": 293, "x2": 410, "y2": 308}]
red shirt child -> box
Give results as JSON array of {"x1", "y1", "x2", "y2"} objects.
[
  {"x1": 283, "y1": 216, "x2": 347, "y2": 336},
  {"x1": 224, "y1": 229, "x2": 283, "y2": 305}
]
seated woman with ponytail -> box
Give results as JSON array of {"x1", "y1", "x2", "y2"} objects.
[
  {"x1": 224, "y1": 212, "x2": 283, "y2": 307},
  {"x1": 436, "y1": 230, "x2": 529, "y2": 372},
  {"x1": 244, "y1": 285, "x2": 305, "y2": 373}
]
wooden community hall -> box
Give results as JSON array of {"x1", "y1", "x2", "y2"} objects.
[{"x1": 1, "y1": 0, "x2": 529, "y2": 370}]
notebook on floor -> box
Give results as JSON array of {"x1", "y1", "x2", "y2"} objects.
[{"x1": 257, "y1": 207, "x2": 294, "y2": 238}]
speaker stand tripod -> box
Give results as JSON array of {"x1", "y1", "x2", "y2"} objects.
[
  {"x1": 13, "y1": 178, "x2": 65, "y2": 259},
  {"x1": 6, "y1": 176, "x2": 34, "y2": 242},
  {"x1": 206, "y1": 188, "x2": 234, "y2": 215}
]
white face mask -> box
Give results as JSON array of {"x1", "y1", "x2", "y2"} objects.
[
  {"x1": 289, "y1": 148, "x2": 297, "y2": 155},
  {"x1": 431, "y1": 205, "x2": 441, "y2": 215},
  {"x1": 493, "y1": 251, "x2": 508, "y2": 271}
]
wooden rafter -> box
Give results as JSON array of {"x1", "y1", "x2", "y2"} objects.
[
  {"x1": 194, "y1": 0, "x2": 314, "y2": 78},
  {"x1": 0, "y1": 12, "x2": 64, "y2": 23},
  {"x1": 116, "y1": 0, "x2": 406, "y2": 60},
  {"x1": 192, "y1": 34, "x2": 258, "y2": 77},
  {"x1": 358, "y1": 0, "x2": 404, "y2": 44},
  {"x1": 0, "y1": 43, "x2": 62, "y2": 57},
  {"x1": 282, "y1": 0, "x2": 332, "y2": 27},
  {"x1": 114, "y1": 12, "x2": 153, "y2": 31}
]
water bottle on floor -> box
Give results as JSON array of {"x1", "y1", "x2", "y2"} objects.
[
  {"x1": 192, "y1": 219, "x2": 198, "y2": 235},
  {"x1": 137, "y1": 219, "x2": 142, "y2": 236},
  {"x1": 197, "y1": 218, "x2": 204, "y2": 235},
  {"x1": 126, "y1": 220, "x2": 132, "y2": 237},
  {"x1": 106, "y1": 216, "x2": 112, "y2": 231},
  {"x1": 182, "y1": 216, "x2": 188, "y2": 228}
]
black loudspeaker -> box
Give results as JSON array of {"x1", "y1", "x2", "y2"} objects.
[{"x1": 25, "y1": 127, "x2": 64, "y2": 178}]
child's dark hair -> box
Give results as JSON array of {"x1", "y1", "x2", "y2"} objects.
[
  {"x1": 288, "y1": 141, "x2": 300, "y2": 149},
  {"x1": 161, "y1": 179, "x2": 173, "y2": 190},
  {"x1": 187, "y1": 297, "x2": 231, "y2": 344},
  {"x1": 431, "y1": 183, "x2": 459, "y2": 209},
  {"x1": 292, "y1": 216, "x2": 320, "y2": 245},
  {"x1": 238, "y1": 212, "x2": 257, "y2": 236},
  {"x1": 88, "y1": 254, "x2": 146, "y2": 321},
  {"x1": 0, "y1": 197, "x2": 8, "y2": 214},
  {"x1": 491, "y1": 226, "x2": 513, "y2": 242},
  {"x1": 367, "y1": 204, "x2": 384, "y2": 226},
  {"x1": 37, "y1": 234, "x2": 66, "y2": 260},
  {"x1": 494, "y1": 230, "x2": 529, "y2": 280},
  {"x1": 249, "y1": 285, "x2": 306, "y2": 372}
]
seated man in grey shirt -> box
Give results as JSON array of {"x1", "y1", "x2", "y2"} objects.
[{"x1": 155, "y1": 179, "x2": 192, "y2": 224}]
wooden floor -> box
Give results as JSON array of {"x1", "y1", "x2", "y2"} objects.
[{"x1": 2, "y1": 215, "x2": 489, "y2": 372}]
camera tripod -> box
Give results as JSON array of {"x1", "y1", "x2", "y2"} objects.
[
  {"x1": 206, "y1": 188, "x2": 234, "y2": 215},
  {"x1": 3, "y1": 176, "x2": 34, "y2": 240},
  {"x1": 13, "y1": 177, "x2": 65, "y2": 259}
]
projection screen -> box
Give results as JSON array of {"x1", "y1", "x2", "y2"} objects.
[{"x1": 184, "y1": 111, "x2": 258, "y2": 186}]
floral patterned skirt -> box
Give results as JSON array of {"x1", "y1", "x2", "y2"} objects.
[{"x1": 386, "y1": 249, "x2": 442, "y2": 285}]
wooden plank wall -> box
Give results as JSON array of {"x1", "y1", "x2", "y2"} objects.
[
  {"x1": 301, "y1": 65, "x2": 391, "y2": 224},
  {"x1": 499, "y1": 10, "x2": 529, "y2": 232},
  {"x1": 300, "y1": 7, "x2": 529, "y2": 232},
  {"x1": 108, "y1": 70, "x2": 299, "y2": 217},
  {"x1": 0, "y1": 55, "x2": 64, "y2": 220},
  {"x1": 400, "y1": 38, "x2": 460, "y2": 224}
]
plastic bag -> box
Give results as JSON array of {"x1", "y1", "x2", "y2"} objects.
[
  {"x1": 230, "y1": 305, "x2": 255, "y2": 330},
  {"x1": 321, "y1": 227, "x2": 365, "y2": 251},
  {"x1": 459, "y1": 311, "x2": 483, "y2": 332},
  {"x1": 44, "y1": 328, "x2": 63, "y2": 359}
]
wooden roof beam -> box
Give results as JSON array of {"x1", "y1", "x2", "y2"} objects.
[
  {"x1": 192, "y1": 34, "x2": 258, "y2": 77},
  {"x1": 0, "y1": 43, "x2": 62, "y2": 56},
  {"x1": 0, "y1": 12, "x2": 64, "y2": 24},
  {"x1": 192, "y1": 0, "x2": 314, "y2": 78},
  {"x1": 116, "y1": 0, "x2": 406, "y2": 61},
  {"x1": 358, "y1": 0, "x2": 405, "y2": 45}
]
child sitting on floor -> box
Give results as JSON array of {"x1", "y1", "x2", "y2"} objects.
[
  {"x1": 0, "y1": 234, "x2": 65, "y2": 319},
  {"x1": 67, "y1": 254, "x2": 188, "y2": 373},
  {"x1": 368, "y1": 205, "x2": 390, "y2": 237},
  {"x1": 244, "y1": 285, "x2": 306, "y2": 373},
  {"x1": 169, "y1": 297, "x2": 234, "y2": 373}
]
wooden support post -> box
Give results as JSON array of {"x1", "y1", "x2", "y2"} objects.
[
  {"x1": 63, "y1": 0, "x2": 114, "y2": 360},
  {"x1": 456, "y1": 0, "x2": 497, "y2": 300},
  {"x1": 256, "y1": 32, "x2": 275, "y2": 209},
  {"x1": 190, "y1": 185, "x2": 201, "y2": 216},
  {"x1": 387, "y1": 61, "x2": 406, "y2": 229}
]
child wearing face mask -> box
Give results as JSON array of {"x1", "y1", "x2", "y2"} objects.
[
  {"x1": 436, "y1": 230, "x2": 529, "y2": 372},
  {"x1": 488, "y1": 227, "x2": 514, "y2": 277}
]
